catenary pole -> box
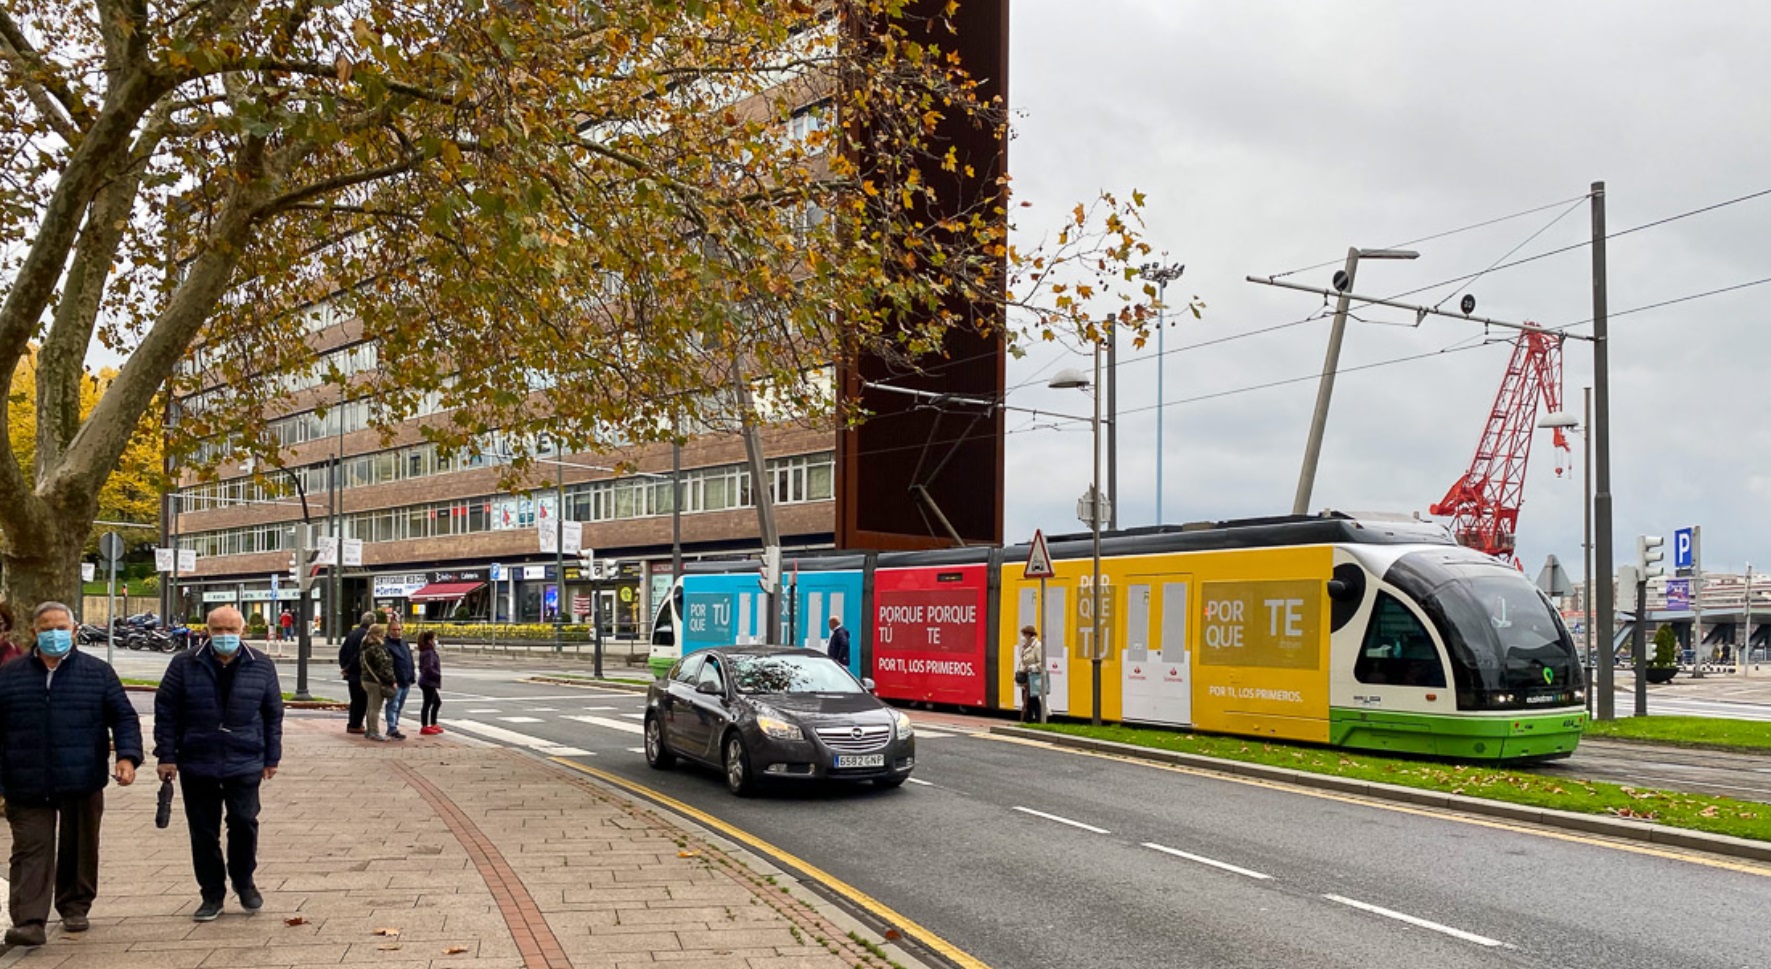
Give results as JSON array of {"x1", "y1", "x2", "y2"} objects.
[
  {"x1": 1293, "y1": 248, "x2": 1360, "y2": 515},
  {"x1": 1592, "y1": 182, "x2": 1617, "y2": 721}
]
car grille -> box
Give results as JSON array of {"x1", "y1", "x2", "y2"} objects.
[{"x1": 815, "y1": 724, "x2": 892, "y2": 753}]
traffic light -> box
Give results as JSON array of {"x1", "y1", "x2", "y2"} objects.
[
  {"x1": 290, "y1": 523, "x2": 324, "y2": 591},
  {"x1": 757, "y1": 544, "x2": 781, "y2": 592},
  {"x1": 1637, "y1": 534, "x2": 1665, "y2": 578}
]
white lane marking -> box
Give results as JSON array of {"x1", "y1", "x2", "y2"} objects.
[
  {"x1": 468, "y1": 708, "x2": 501, "y2": 714},
  {"x1": 498, "y1": 716, "x2": 544, "y2": 724},
  {"x1": 563, "y1": 715, "x2": 644, "y2": 735},
  {"x1": 1142, "y1": 843, "x2": 1272, "y2": 880},
  {"x1": 1011, "y1": 806, "x2": 1109, "y2": 834},
  {"x1": 528, "y1": 707, "x2": 559, "y2": 712},
  {"x1": 1321, "y1": 895, "x2": 1505, "y2": 948},
  {"x1": 906, "y1": 778, "x2": 936, "y2": 787},
  {"x1": 913, "y1": 728, "x2": 955, "y2": 739},
  {"x1": 621, "y1": 713, "x2": 647, "y2": 720},
  {"x1": 580, "y1": 706, "x2": 618, "y2": 712},
  {"x1": 626, "y1": 747, "x2": 646, "y2": 754},
  {"x1": 441, "y1": 720, "x2": 592, "y2": 757}
]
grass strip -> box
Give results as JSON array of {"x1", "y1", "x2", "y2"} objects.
[
  {"x1": 1024, "y1": 722, "x2": 1771, "y2": 843},
  {"x1": 122, "y1": 677, "x2": 334, "y2": 703},
  {"x1": 1583, "y1": 715, "x2": 1771, "y2": 753}
]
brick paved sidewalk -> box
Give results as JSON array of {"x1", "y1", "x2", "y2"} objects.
[{"x1": 0, "y1": 719, "x2": 930, "y2": 969}]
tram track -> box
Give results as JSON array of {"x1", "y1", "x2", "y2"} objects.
[{"x1": 1539, "y1": 738, "x2": 1771, "y2": 803}]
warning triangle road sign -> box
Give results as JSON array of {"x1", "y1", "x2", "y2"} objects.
[{"x1": 1024, "y1": 529, "x2": 1056, "y2": 579}]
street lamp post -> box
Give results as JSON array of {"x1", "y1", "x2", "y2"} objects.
[
  {"x1": 1293, "y1": 247, "x2": 1419, "y2": 515},
  {"x1": 1140, "y1": 261, "x2": 1185, "y2": 525},
  {"x1": 1050, "y1": 340, "x2": 1107, "y2": 726},
  {"x1": 245, "y1": 457, "x2": 315, "y2": 702}
]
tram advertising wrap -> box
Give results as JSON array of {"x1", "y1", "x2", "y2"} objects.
[
  {"x1": 872, "y1": 565, "x2": 989, "y2": 706},
  {"x1": 1192, "y1": 575, "x2": 1332, "y2": 743}
]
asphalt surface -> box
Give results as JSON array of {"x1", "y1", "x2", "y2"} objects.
[{"x1": 108, "y1": 650, "x2": 1771, "y2": 969}]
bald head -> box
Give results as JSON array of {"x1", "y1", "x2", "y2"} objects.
[{"x1": 207, "y1": 606, "x2": 245, "y2": 635}]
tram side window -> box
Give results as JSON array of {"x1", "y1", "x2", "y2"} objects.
[{"x1": 1356, "y1": 593, "x2": 1447, "y2": 687}]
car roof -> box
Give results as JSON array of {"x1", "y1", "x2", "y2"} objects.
[{"x1": 700, "y1": 645, "x2": 829, "y2": 660}]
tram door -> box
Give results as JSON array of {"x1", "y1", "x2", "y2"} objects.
[
  {"x1": 1122, "y1": 578, "x2": 1191, "y2": 725},
  {"x1": 1017, "y1": 585, "x2": 1069, "y2": 715}
]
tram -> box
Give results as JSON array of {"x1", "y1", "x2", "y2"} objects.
[{"x1": 647, "y1": 514, "x2": 1586, "y2": 761}]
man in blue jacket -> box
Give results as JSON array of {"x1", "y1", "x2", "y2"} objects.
[
  {"x1": 383, "y1": 615, "x2": 414, "y2": 740},
  {"x1": 154, "y1": 606, "x2": 284, "y2": 922},
  {"x1": 0, "y1": 601, "x2": 142, "y2": 948},
  {"x1": 825, "y1": 616, "x2": 851, "y2": 669}
]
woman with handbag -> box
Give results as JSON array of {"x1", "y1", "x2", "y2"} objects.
[
  {"x1": 357, "y1": 625, "x2": 397, "y2": 742},
  {"x1": 1014, "y1": 624, "x2": 1045, "y2": 723}
]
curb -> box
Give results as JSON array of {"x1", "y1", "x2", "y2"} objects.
[
  {"x1": 991, "y1": 726, "x2": 1771, "y2": 865},
  {"x1": 120, "y1": 684, "x2": 347, "y2": 711}
]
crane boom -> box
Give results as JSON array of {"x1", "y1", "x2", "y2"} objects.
[{"x1": 1429, "y1": 325, "x2": 1569, "y2": 566}]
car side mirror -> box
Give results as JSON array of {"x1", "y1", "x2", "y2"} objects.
[
  {"x1": 861, "y1": 677, "x2": 877, "y2": 693},
  {"x1": 695, "y1": 680, "x2": 722, "y2": 696}
]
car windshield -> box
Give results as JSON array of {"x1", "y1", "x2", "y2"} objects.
[{"x1": 729, "y1": 654, "x2": 863, "y2": 695}]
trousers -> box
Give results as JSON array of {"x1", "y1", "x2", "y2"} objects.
[
  {"x1": 386, "y1": 685, "x2": 411, "y2": 732},
  {"x1": 179, "y1": 773, "x2": 261, "y2": 902},
  {"x1": 345, "y1": 675, "x2": 368, "y2": 730},
  {"x1": 420, "y1": 686, "x2": 442, "y2": 727},
  {"x1": 5, "y1": 790, "x2": 103, "y2": 927},
  {"x1": 365, "y1": 686, "x2": 387, "y2": 739}
]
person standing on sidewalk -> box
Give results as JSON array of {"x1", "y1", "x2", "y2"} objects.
[
  {"x1": 0, "y1": 602, "x2": 26, "y2": 665},
  {"x1": 152, "y1": 606, "x2": 284, "y2": 922},
  {"x1": 338, "y1": 611, "x2": 375, "y2": 734},
  {"x1": 825, "y1": 616, "x2": 851, "y2": 669},
  {"x1": 0, "y1": 601, "x2": 142, "y2": 947},
  {"x1": 417, "y1": 632, "x2": 445, "y2": 735},
  {"x1": 358, "y1": 625, "x2": 396, "y2": 742},
  {"x1": 383, "y1": 616, "x2": 414, "y2": 740},
  {"x1": 277, "y1": 608, "x2": 294, "y2": 644},
  {"x1": 1015, "y1": 624, "x2": 1046, "y2": 723}
]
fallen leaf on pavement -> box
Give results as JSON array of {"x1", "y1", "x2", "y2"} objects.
[
  {"x1": 677, "y1": 850, "x2": 700, "y2": 858},
  {"x1": 374, "y1": 927, "x2": 402, "y2": 937},
  {"x1": 444, "y1": 945, "x2": 470, "y2": 954},
  {"x1": 378, "y1": 943, "x2": 402, "y2": 951},
  {"x1": 284, "y1": 916, "x2": 308, "y2": 927}
]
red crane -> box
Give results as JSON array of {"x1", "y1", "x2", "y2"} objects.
[{"x1": 1429, "y1": 325, "x2": 1570, "y2": 566}]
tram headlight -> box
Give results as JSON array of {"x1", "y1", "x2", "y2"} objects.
[{"x1": 1490, "y1": 692, "x2": 1515, "y2": 707}]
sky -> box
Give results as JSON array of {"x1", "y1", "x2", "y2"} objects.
[{"x1": 1000, "y1": 0, "x2": 1771, "y2": 580}]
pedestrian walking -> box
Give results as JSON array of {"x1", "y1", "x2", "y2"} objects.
[
  {"x1": 383, "y1": 616, "x2": 414, "y2": 740},
  {"x1": 417, "y1": 632, "x2": 445, "y2": 735},
  {"x1": 1015, "y1": 624, "x2": 1046, "y2": 723},
  {"x1": 357, "y1": 625, "x2": 396, "y2": 742},
  {"x1": 0, "y1": 601, "x2": 142, "y2": 947},
  {"x1": 825, "y1": 616, "x2": 851, "y2": 668},
  {"x1": 152, "y1": 606, "x2": 284, "y2": 922},
  {"x1": 338, "y1": 611, "x2": 375, "y2": 734},
  {"x1": 0, "y1": 602, "x2": 26, "y2": 665},
  {"x1": 277, "y1": 608, "x2": 293, "y2": 643}
]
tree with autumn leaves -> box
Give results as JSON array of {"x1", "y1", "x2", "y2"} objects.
[{"x1": 0, "y1": 0, "x2": 1164, "y2": 613}]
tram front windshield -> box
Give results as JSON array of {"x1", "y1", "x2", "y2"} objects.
[{"x1": 1389, "y1": 553, "x2": 1584, "y2": 710}]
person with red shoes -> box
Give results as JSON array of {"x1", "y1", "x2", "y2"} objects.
[{"x1": 416, "y1": 632, "x2": 444, "y2": 736}]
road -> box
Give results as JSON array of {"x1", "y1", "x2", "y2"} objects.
[{"x1": 110, "y1": 651, "x2": 1771, "y2": 969}]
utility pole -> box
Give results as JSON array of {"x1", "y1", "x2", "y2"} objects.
[
  {"x1": 1107, "y1": 324, "x2": 1118, "y2": 532},
  {"x1": 553, "y1": 451, "x2": 565, "y2": 653},
  {"x1": 1582, "y1": 387, "x2": 1594, "y2": 715},
  {"x1": 1140, "y1": 261, "x2": 1186, "y2": 525},
  {"x1": 293, "y1": 522, "x2": 315, "y2": 702},
  {"x1": 1744, "y1": 563, "x2": 1754, "y2": 677},
  {"x1": 733, "y1": 358, "x2": 781, "y2": 639},
  {"x1": 1691, "y1": 525, "x2": 1705, "y2": 677},
  {"x1": 1633, "y1": 569, "x2": 1648, "y2": 717},
  {"x1": 1591, "y1": 181, "x2": 1618, "y2": 721}
]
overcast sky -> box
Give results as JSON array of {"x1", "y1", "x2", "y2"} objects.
[{"x1": 1001, "y1": 0, "x2": 1771, "y2": 580}]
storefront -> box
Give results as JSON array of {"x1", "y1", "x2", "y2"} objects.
[{"x1": 373, "y1": 569, "x2": 491, "y2": 621}]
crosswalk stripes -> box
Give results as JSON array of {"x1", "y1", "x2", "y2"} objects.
[
  {"x1": 442, "y1": 719, "x2": 592, "y2": 756},
  {"x1": 564, "y1": 714, "x2": 643, "y2": 735}
]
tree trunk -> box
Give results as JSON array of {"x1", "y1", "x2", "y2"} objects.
[{"x1": 0, "y1": 511, "x2": 89, "y2": 620}]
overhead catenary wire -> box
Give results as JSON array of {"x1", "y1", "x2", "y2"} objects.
[{"x1": 1268, "y1": 192, "x2": 1595, "y2": 280}]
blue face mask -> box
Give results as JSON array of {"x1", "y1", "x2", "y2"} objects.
[
  {"x1": 36, "y1": 628, "x2": 73, "y2": 658},
  {"x1": 211, "y1": 634, "x2": 242, "y2": 656}
]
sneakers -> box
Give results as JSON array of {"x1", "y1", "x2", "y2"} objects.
[
  {"x1": 388, "y1": 730, "x2": 407, "y2": 740},
  {"x1": 4, "y1": 924, "x2": 46, "y2": 947},
  {"x1": 364, "y1": 734, "x2": 387, "y2": 742},
  {"x1": 237, "y1": 886, "x2": 263, "y2": 912},
  {"x1": 419, "y1": 725, "x2": 442, "y2": 736},
  {"x1": 62, "y1": 914, "x2": 90, "y2": 932},
  {"x1": 193, "y1": 898, "x2": 224, "y2": 922}
]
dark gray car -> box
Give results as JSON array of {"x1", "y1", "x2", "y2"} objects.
[{"x1": 644, "y1": 646, "x2": 916, "y2": 795}]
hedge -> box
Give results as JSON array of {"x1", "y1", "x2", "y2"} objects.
[{"x1": 406, "y1": 622, "x2": 597, "y2": 644}]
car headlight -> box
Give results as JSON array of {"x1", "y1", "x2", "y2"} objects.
[
  {"x1": 757, "y1": 715, "x2": 803, "y2": 741},
  {"x1": 892, "y1": 709, "x2": 914, "y2": 740}
]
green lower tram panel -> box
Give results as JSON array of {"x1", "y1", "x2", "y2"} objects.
[{"x1": 1329, "y1": 708, "x2": 1586, "y2": 760}]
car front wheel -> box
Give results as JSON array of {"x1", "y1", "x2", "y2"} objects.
[
  {"x1": 644, "y1": 715, "x2": 676, "y2": 770},
  {"x1": 723, "y1": 733, "x2": 757, "y2": 797}
]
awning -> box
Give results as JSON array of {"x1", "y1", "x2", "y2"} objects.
[{"x1": 407, "y1": 581, "x2": 486, "y2": 603}]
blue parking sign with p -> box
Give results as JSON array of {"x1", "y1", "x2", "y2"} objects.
[{"x1": 1674, "y1": 527, "x2": 1695, "y2": 571}]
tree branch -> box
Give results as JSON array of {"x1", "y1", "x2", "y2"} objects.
[{"x1": 0, "y1": 9, "x2": 85, "y2": 139}]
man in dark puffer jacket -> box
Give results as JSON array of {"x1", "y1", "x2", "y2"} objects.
[
  {"x1": 0, "y1": 600, "x2": 143, "y2": 948},
  {"x1": 154, "y1": 606, "x2": 284, "y2": 922}
]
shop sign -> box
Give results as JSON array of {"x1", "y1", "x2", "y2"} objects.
[
  {"x1": 430, "y1": 569, "x2": 487, "y2": 584},
  {"x1": 373, "y1": 573, "x2": 428, "y2": 598},
  {"x1": 521, "y1": 565, "x2": 548, "y2": 581},
  {"x1": 202, "y1": 590, "x2": 237, "y2": 603}
]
